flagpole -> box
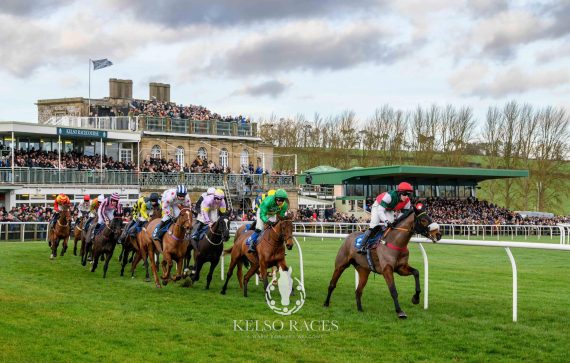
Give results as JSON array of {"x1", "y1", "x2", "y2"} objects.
[{"x1": 88, "y1": 59, "x2": 92, "y2": 117}]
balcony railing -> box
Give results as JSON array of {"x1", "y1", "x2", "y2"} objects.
[{"x1": 0, "y1": 168, "x2": 294, "y2": 189}]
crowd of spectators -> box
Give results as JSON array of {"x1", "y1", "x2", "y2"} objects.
[
  {"x1": 5, "y1": 148, "x2": 297, "y2": 177},
  {"x1": 128, "y1": 99, "x2": 250, "y2": 123},
  {"x1": 422, "y1": 197, "x2": 570, "y2": 226},
  {"x1": 9, "y1": 149, "x2": 136, "y2": 171}
]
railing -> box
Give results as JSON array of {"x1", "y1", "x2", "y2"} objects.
[
  {"x1": 45, "y1": 116, "x2": 138, "y2": 132},
  {"x1": 142, "y1": 117, "x2": 256, "y2": 138},
  {"x1": 0, "y1": 222, "x2": 49, "y2": 242},
  {"x1": 44, "y1": 116, "x2": 258, "y2": 138},
  {"x1": 0, "y1": 168, "x2": 295, "y2": 190}
]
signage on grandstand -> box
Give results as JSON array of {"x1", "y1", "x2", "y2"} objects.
[{"x1": 57, "y1": 127, "x2": 107, "y2": 139}]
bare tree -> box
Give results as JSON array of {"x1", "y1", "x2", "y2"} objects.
[{"x1": 533, "y1": 106, "x2": 569, "y2": 212}]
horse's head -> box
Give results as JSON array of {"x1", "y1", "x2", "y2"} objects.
[
  {"x1": 276, "y1": 213, "x2": 294, "y2": 250},
  {"x1": 61, "y1": 204, "x2": 71, "y2": 220},
  {"x1": 178, "y1": 208, "x2": 193, "y2": 230},
  {"x1": 111, "y1": 212, "x2": 124, "y2": 237},
  {"x1": 413, "y1": 203, "x2": 442, "y2": 242},
  {"x1": 216, "y1": 214, "x2": 231, "y2": 242}
]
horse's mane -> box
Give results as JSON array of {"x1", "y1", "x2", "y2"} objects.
[{"x1": 393, "y1": 208, "x2": 414, "y2": 227}]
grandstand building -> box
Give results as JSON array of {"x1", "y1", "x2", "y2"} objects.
[{"x1": 0, "y1": 78, "x2": 296, "y2": 210}]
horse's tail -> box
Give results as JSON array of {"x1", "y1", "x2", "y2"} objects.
[{"x1": 223, "y1": 245, "x2": 234, "y2": 255}]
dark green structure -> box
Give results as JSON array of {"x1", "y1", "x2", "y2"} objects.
[{"x1": 302, "y1": 165, "x2": 529, "y2": 199}]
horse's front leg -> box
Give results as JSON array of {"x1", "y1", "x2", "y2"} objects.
[
  {"x1": 50, "y1": 238, "x2": 59, "y2": 260},
  {"x1": 397, "y1": 264, "x2": 421, "y2": 305},
  {"x1": 259, "y1": 260, "x2": 269, "y2": 290},
  {"x1": 206, "y1": 257, "x2": 220, "y2": 290},
  {"x1": 148, "y1": 245, "x2": 161, "y2": 288},
  {"x1": 174, "y1": 257, "x2": 184, "y2": 281},
  {"x1": 61, "y1": 237, "x2": 69, "y2": 256},
  {"x1": 382, "y1": 265, "x2": 406, "y2": 319},
  {"x1": 160, "y1": 253, "x2": 172, "y2": 285}
]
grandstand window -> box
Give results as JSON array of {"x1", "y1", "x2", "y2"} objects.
[
  {"x1": 240, "y1": 149, "x2": 249, "y2": 166},
  {"x1": 120, "y1": 149, "x2": 132, "y2": 163},
  {"x1": 197, "y1": 147, "x2": 207, "y2": 160},
  {"x1": 176, "y1": 146, "x2": 185, "y2": 166},
  {"x1": 219, "y1": 149, "x2": 229, "y2": 168},
  {"x1": 151, "y1": 145, "x2": 161, "y2": 159}
]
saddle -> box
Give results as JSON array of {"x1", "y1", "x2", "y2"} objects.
[
  {"x1": 154, "y1": 219, "x2": 173, "y2": 241},
  {"x1": 354, "y1": 229, "x2": 384, "y2": 251}
]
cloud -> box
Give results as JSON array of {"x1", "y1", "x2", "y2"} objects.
[
  {"x1": 449, "y1": 65, "x2": 570, "y2": 97},
  {"x1": 194, "y1": 21, "x2": 408, "y2": 77},
  {"x1": 463, "y1": 3, "x2": 570, "y2": 60},
  {"x1": 0, "y1": 0, "x2": 72, "y2": 16},
  {"x1": 469, "y1": 9, "x2": 548, "y2": 59},
  {"x1": 0, "y1": 12, "x2": 190, "y2": 77},
  {"x1": 233, "y1": 80, "x2": 290, "y2": 98},
  {"x1": 109, "y1": 0, "x2": 385, "y2": 27}
]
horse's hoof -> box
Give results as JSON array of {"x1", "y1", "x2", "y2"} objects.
[
  {"x1": 145, "y1": 277, "x2": 151, "y2": 282},
  {"x1": 323, "y1": 302, "x2": 329, "y2": 308},
  {"x1": 161, "y1": 280, "x2": 168, "y2": 286},
  {"x1": 398, "y1": 311, "x2": 408, "y2": 319},
  {"x1": 220, "y1": 290, "x2": 226, "y2": 295},
  {"x1": 50, "y1": 254, "x2": 55, "y2": 260},
  {"x1": 155, "y1": 284, "x2": 162, "y2": 289},
  {"x1": 412, "y1": 295, "x2": 420, "y2": 305}
]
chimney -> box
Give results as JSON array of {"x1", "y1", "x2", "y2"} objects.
[
  {"x1": 149, "y1": 82, "x2": 170, "y2": 103},
  {"x1": 109, "y1": 78, "x2": 133, "y2": 99}
]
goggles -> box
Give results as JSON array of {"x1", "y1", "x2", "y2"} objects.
[
  {"x1": 214, "y1": 196, "x2": 223, "y2": 201},
  {"x1": 275, "y1": 197, "x2": 285, "y2": 202}
]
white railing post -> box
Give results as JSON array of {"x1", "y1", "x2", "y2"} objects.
[
  {"x1": 504, "y1": 247, "x2": 517, "y2": 322},
  {"x1": 418, "y1": 243, "x2": 429, "y2": 310}
]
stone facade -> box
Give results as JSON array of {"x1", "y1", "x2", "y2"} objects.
[
  {"x1": 36, "y1": 98, "x2": 86, "y2": 123},
  {"x1": 139, "y1": 136, "x2": 273, "y2": 173}
]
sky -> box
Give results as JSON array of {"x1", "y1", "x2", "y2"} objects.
[{"x1": 0, "y1": 0, "x2": 568, "y2": 131}]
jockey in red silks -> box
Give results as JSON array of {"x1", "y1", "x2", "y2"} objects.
[{"x1": 357, "y1": 182, "x2": 413, "y2": 254}]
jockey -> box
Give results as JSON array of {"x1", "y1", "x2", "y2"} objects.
[
  {"x1": 75, "y1": 194, "x2": 91, "y2": 226},
  {"x1": 84, "y1": 194, "x2": 104, "y2": 232},
  {"x1": 92, "y1": 192, "x2": 122, "y2": 238},
  {"x1": 357, "y1": 181, "x2": 413, "y2": 254},
  {"x1": 152, "y1": 185, "x2": 191, "y2": 242},
  {"x1": 248, "y1": 188, "x2": 289, "y2": 254},
  {"x1": 119, "y1": 193, "x2": 161, "y2": 244},
  {"x1": 50, "y1": 193, "x2": 71, "y2": 228},
  {"x1": 190, "y1": 188, "x2": 227, "y2": 242},
  {"x1": 248, "y1": 189, "x2": 275, "y2": 232},
  {"x1": 192, "y1": 187, "x2": 216, "y2": 217}
]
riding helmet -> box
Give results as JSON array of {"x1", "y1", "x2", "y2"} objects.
[
  {"x1": 397, "y1": 182, "x2": 413, "y2": 194},
  {"x1": 176, "y1": 184, "x2": 187, "y2": 197}
]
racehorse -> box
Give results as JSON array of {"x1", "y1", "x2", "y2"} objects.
[
  {"x1": 119, "y1": 204, "x2": 161, "y2": 277},
  {"x1": 90, "y1": 213, "x2": 124, "y2": 278},
  {"x1": 49, "y1": 204, "x2": 71, "y2": 259},
  {"x1": 323, "y1": 205, "x2": 442, "y2": 318},
  {"x1": 221, "y1": 214, "x2": 294, "y2": 297},
  {"x1": 72, "y1": 213, "x2": 88, "y2": 256},
  {"x1": 138, "y1": 208, "x2": 193, "y2": 288},
  {"x1": 187, "y1": 214, "x2": 230, "y2": 289}
]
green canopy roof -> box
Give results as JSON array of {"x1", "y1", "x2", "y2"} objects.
[{"x1": 302, "y1": 165, "x2": 529, "y2": 185}]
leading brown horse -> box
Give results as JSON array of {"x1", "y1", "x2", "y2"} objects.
[
  {"x1": 49, "y1": 205, "x2": 71, "y2": 259},
  {"x1": 221, "y1": 214, "x2": 294, "y2": 297},
  {"x1": 323, "y1": 205, "x2": 442, "y2": 318},
  {"x1": 138, "y1": 208, "x2": 193, "y2": 288}
]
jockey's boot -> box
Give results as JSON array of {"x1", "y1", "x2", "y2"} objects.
[
  {"x1": 152, "y1": 220, "x2": 165, "y2": 242},
  {"x1": 248, "y1": 230, "x2": 261, "y2": 253},
  {"x1": 357, "y1": 228, "x2": 373, "y2": 255}
]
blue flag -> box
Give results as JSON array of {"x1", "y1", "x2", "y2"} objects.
[{"x1": 92, "y1": 58, "x2": 113, "y2": 70}]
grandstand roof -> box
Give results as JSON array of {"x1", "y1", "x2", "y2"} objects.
[
  {"x1": 302, "y1": 165, "x2": 529, "y2": 185},
  {"x1": 304, "y1": 165, "x2": 340, "y2": 173}
]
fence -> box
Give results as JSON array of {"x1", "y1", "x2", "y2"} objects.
[
  {"x1": 287, "y1": 222, "x2": 567, "y2": 244},
  {"x1": 291, "y1": 231, "x2": 570, "y2": 322},
  {"x1": 0, "y1": 168, "x2": 295, "y2": 189}
]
